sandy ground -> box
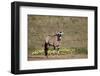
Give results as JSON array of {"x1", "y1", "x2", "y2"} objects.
[{"x1": 28, "y1": 54, "x2": 88, "y2": 61}]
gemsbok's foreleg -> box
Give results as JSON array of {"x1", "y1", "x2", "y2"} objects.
[{"x1": 57, "y1": 47, "x2": 60, "y2": 55}]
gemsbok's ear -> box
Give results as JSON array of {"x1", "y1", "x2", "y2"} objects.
[
  {"x1": 59, "y1": 32, "x2": 64, "y2": 35},
  {"x1": 61, "y1": 32, "x2": 64, "y2": 35}
]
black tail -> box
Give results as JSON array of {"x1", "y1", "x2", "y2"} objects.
[{"x1": 44, "y1": 42, "x2": 48, "y2": 57}]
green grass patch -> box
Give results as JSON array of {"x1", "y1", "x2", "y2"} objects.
[{"x1": 30, "y1": 47, "x2": 87, "y2": 56}]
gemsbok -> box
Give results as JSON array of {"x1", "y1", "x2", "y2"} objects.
[{"x1": 44, "y1": 32, "x2": 64, "y2": 57}]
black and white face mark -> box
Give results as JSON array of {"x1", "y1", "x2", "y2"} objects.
[{"x1": 56, "y1": 32, "x2": 64, "y2": 41}]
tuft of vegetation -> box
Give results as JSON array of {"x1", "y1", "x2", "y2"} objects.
[{"x1": 31, "y1": 47, "x2": 87, "y2": 56}]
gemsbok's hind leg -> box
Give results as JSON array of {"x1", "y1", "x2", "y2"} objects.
[{"x1": 44, "y1": 43, "x2": 48, "y2": 58}]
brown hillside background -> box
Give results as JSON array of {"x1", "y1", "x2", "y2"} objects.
[{"x1": 28, "y1": 15, "x2": 88, "y2": 53}]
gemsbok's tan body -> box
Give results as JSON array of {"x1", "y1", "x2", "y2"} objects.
[{"x1": 44, "y1": 32, "x2": 63, "y2": 57}]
